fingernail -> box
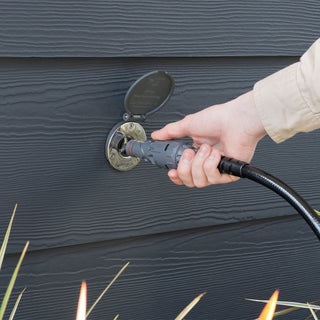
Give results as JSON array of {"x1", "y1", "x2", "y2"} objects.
[
  {"x1": 198, "y1": 145, "x2": 209, "y2": 157},
  {"x1": 168, "y1": 171, "x2": 175, "y2": 178},
  {"x1": 182, "y1": 152, "x2": 192, "y2": 163}
]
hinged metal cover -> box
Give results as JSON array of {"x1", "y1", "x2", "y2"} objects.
[{"x1": 124, "y1": 70, "x2": 174, "y2": 121}]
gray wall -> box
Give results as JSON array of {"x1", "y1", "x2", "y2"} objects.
[{"x1": 1, "y1": 1, "x2": 320, "y2": 319}]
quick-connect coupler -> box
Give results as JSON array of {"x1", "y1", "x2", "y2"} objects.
[{"x1": 125, "y1": 139, "x2": 190, "y2": 170}]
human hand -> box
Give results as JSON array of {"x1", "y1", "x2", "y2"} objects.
[{"x1": 151, "y1": 90, "x2": 267, "y2": 187}]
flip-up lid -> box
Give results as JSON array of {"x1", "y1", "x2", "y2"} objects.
[{"x1": 123, "y1": 70, "x2": 174, "y2": 121}]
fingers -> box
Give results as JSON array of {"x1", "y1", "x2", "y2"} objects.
[
  {"x1": 203, "y1": 149, "x2": 238, "y2": 184},
  {"x1": 151, "y1": 116, "x2": 190, "y2": 141},
  {"x1": 168, "y1": 170, "x2": 184, "y2": 185},
  {"x1": 191, "y1": 144, "x2": 211, "y2": 188},
  {"x1": 168, "y1": 146, "x2": 239, "y2": 187},
  {"x1": 176, "y1": 149, "x2": 196, "y2": 187}
]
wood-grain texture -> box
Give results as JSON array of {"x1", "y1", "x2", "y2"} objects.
[
  {"x1": 2, "y1": 216, "x2": 319, "y2": 320},
  {"x1": 0, "y1": 0, "x2": 319, "y2": 57},
  {"x1": 1, "y1": 58, "x2": 319, "y2": 253},
  {"x1": 1, "y1": 1, "x2": 320, "y2": 319}
]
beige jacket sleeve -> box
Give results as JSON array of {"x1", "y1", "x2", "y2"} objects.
[{"x1": 253, "y1": 38, "x2": 320, "y2": 143}]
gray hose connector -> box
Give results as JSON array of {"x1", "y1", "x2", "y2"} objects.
[{"x1": 125, "y1": 140, "x2": 190, "y2": 169}]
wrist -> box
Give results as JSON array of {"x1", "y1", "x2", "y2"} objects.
[{"x1": 235, "y1": 90, "x2": 267, "y2": 141}]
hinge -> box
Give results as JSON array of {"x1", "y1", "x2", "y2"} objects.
[{"x1": 123, "y1": 113, "x2": 146, "y2": 122}]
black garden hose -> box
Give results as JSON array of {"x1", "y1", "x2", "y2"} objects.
[{"x1": 219, "y1": 157, "x2": 320, "y2": 240}]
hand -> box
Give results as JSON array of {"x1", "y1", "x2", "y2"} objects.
[{"x1": 151, "y1": 90, "x2": 267, "y2": 187}]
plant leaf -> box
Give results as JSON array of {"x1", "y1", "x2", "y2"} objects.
[
  {"x1": 308, "y1": 303, "x2": 319, "y2": 320},
  {"x1": 86, "y1": 262, "x2": 129, "y2": 317},
  {"x1": 315, "y1": 210, "x2": 320, "y2": 216},
  {"x1": 257, "y1": 290, "x2": 278, "y2": 320},
  {"x1": 76, "y1": 281, "x2": 87, "y2": 320},
  {"x1": 0, "y1": 241, "x2": 29, "y2": 320},
  {"x1": 273, "y1": 305, "x2": 301, "y2": 317},
  {"x1": 0, "y1": 204, "x2": 17, "y2": 270},
  {"x1": 8, "y1": 288, "x2": 26, "y2": 320},
  {"x1": 174, "y1": 292, "x2": 206, "y2": 320},
  {"x1": 247, "y1": 299, "x2": 320, "y2": 311}
]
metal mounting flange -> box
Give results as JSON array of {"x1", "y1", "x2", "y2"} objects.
[{"x1": 105, "y1": 122, "x2": 146, "y2": 171}]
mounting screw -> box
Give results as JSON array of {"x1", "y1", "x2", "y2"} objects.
[{"x1": 123, "y1": 113, "x2": 130, "y2": 121}]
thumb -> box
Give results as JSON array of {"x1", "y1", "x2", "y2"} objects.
[{"x1": 151, "y1": 118, "x2": 190, "y2": 141}]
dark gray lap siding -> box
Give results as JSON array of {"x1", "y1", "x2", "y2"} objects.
[{"x1": 1, "y1": 1, "x2": 319, "y2": 319}]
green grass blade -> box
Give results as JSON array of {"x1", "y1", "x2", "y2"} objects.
[
  {"x1": 273, "y1": 306, "x2": 301, "y2": 317},
  {"x1": 0, "y1": 204, "x2": 17, "y2": 270},
  {"x1": 174, "y1": 292, "x2": 206, "y2": 320},
  {"x1": 308, "y1": 303, "x2": 319, "y2": 320},
  {"x1": 315, "y1": 210, "x2": 320, "y2": 215},
  {"x1": 8, "y1": 288, "x2": 26, "y2": 320},
  {"x1": 247, "y1": 298, "x2": 320, "y2": 310},
  {"x1": 0, "y1": 241, "x2": 29, "y2": 320},
  {"x1": 86, "y1": 262, "x2": 129, "y2": 317}
]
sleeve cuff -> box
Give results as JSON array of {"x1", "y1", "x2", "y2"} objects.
[{"x1": 253, "y1": 62, "x2": 320, "y2": 143}]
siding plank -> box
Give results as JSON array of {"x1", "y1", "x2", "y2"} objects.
[
  {"x1": 2, "y1": 216, "x2": 320, "y2": 320},
  {"x1": 1, "y1": 57, "x2": 319, "y2": 253},
  {"x1": 0, "y1": 0, "x2": 319, "y2": 57}
]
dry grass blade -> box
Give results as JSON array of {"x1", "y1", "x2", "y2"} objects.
[
  {"x1": 308, "y1": 303, "x2": 319, "y2": 320},
  {"x1": 86, "y1": 262, "x2": 130, "y2": 317},
  {"x1": 174, "y1": 292, "x2": 206, "y2": 320},
  {"x1": 113, "y1": 315, "x2": 119, "y2": 320},
  {"x1": 8, "y1": 288, "x2": 26, "y2": 320},
  {"x1": 0, "y1": 204, "x2": 17, "y2": 270}
]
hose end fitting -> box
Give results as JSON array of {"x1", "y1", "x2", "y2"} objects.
[{"x1": 218, "y1": 157, "x2": 249, "y2": 177}]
